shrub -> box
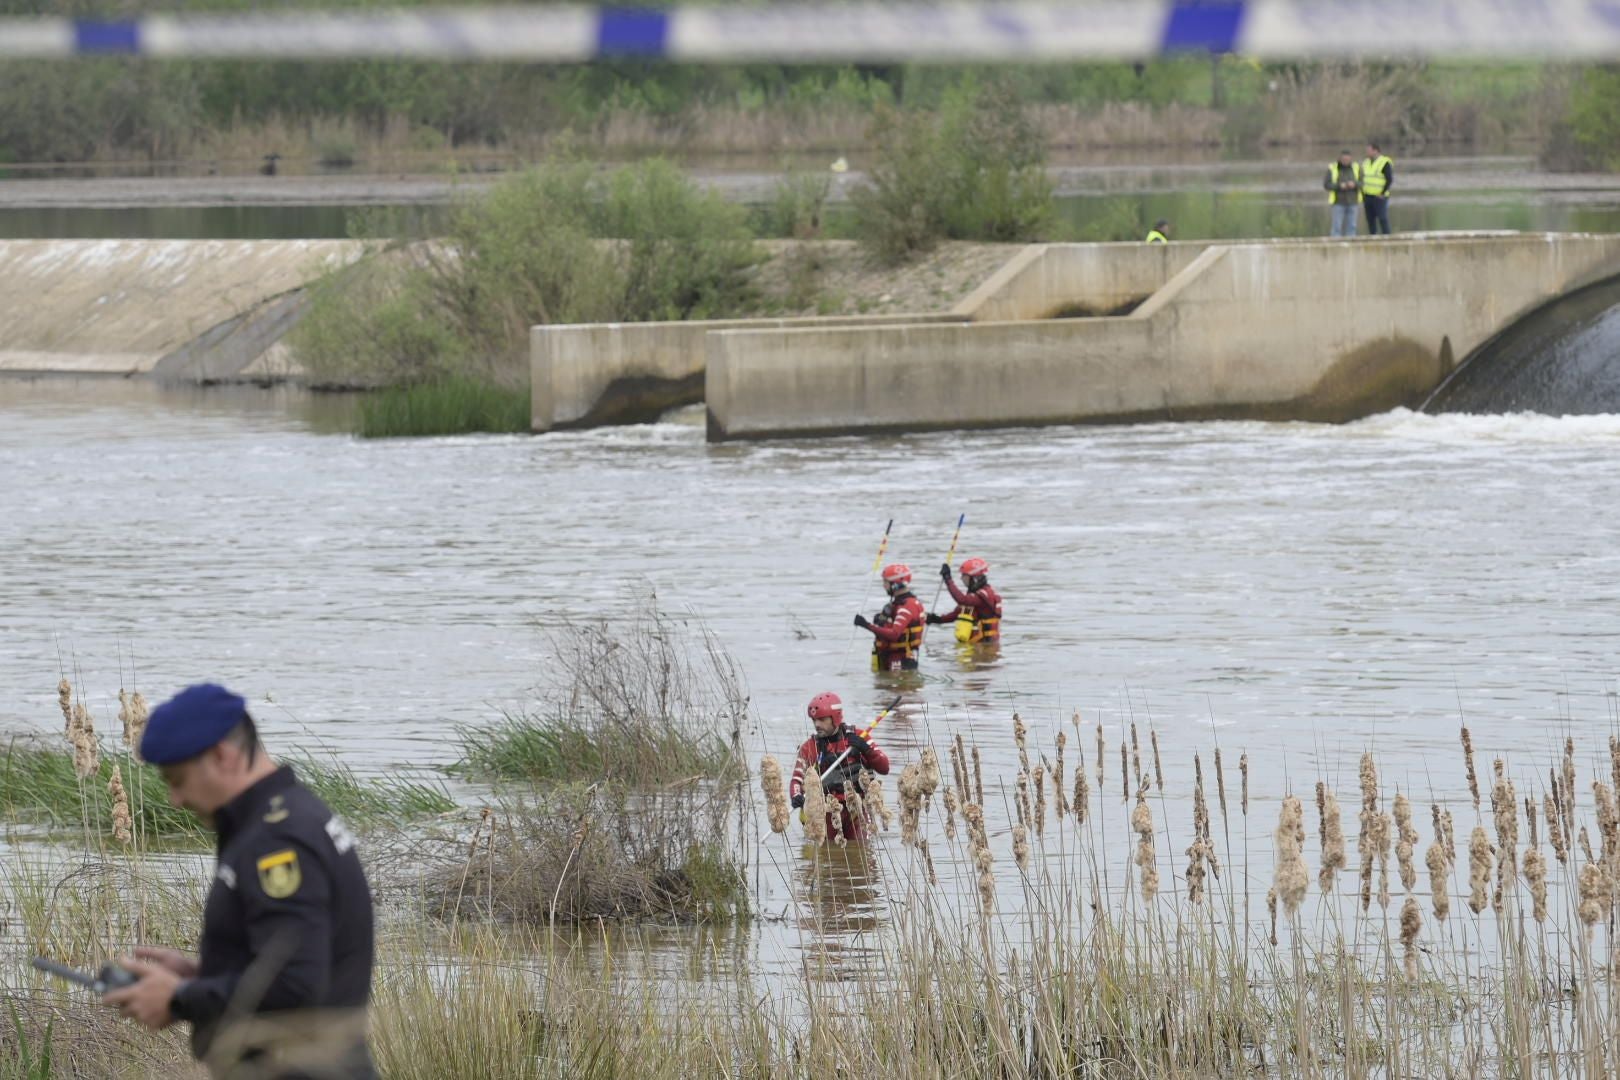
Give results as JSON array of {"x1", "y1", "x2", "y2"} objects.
[{"x1": 851, "y1": 81, "x2": 1052, "y2": 263}]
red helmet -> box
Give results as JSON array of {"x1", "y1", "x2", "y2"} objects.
[
  {"x1": 807, "y1": 692, "x2": 843, "y2": 724},
  {"x1": 961, "y1": 557, "x2": 989, "y2": 578},
  {"x1": 881, "y1": 563, "x2": 912, "y2": 587}
]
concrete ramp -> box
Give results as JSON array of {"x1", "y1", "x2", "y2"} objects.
[
  {"x1": 705, "y1": 233, "x2": 1620, "y2": 440},
  {"x1": 0, "y1": 239, "x2": 362, "y2": 379}
]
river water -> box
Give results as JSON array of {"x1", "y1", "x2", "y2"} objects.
[{"x1": 3, "y1": 379, "x2": 1618, "y2": 973}]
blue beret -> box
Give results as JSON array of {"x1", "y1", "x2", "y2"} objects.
[{"x1": 140, "y1": 683, "x2": 248, "y2": 765}]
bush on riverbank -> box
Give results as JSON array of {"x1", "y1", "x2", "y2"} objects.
[
  {"x1": 354, "y1": 376, "x2": 530, "y2": 438},
  {"x1": 453, "y1": 597, "x2": 746, "y2": 788},
  {"x1": 291, "y1": 158, "x2": 760, "y2": 397},
  {"x1": 851, "y1": 81, "x2": 1052, "y2": 263}
]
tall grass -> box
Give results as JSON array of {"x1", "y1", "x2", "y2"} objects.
[
  {"x1": 354, "y1": 375, "x2": 530, "y2": 439},
  {"x1": 0, "y1": 739, "x2": 453, "y2": 848}
]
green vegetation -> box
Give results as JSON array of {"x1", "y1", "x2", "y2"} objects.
[
  {"x1": 1561, "y1": 65, "x2": 1620, "y2": 171},
  {"x1": 354, "y1": 376, "x2": 530, "y2": 438},
  {"x1": 291, "y1": 158, "x2": 760, "y2": 397},
  {"x1": 853, "y1": 81, "x2": 1052, "y2": 263},
  {"x1": 0, "y1": 740, "x2": 453, "y2": 847}
]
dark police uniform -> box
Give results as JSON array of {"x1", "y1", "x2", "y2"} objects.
[{"x1": 172, "y1": 765, "x2": 376, "y2": 1079}]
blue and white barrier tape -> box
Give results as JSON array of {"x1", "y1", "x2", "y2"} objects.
[{"x1": 2, "y1": 2, "x2": 1619, "y2": 61}]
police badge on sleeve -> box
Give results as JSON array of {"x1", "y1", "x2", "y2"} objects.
[{"x1": 256, "y1": 849, "x2": 302, "y2": 899}]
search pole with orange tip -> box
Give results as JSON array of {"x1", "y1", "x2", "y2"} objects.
[
  {"x1": 818, "y1": 694, "x2": 904, "y2": 783},
  {"x1": 929, "y1": 513, "x2": 967, "y2": 614}
]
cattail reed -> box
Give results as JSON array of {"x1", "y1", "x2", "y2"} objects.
[
  {"x1": 972, "y1": 746, "x2": 984, "y2": 807},
  {"x1": 1357, "y1": 752, "x2": 1379, "y2": 912},
  {"x1": 1611, "y1": 735, "x2": 1620, "y2": 802},
  {"x1": 1275, "y1": 793, "x2": 1309, "y2": 916},
  {"x1": 1016, "y1": 771, "x2": 1032, "y2": 829},
  {"x1": 1580, "y1": 825, "x2": 1595, "y2": 865},
  {"x1": 1460, "y1": 725, "x2": 1480, "y2": 808},
  {"x1": 1468, "y1": 826, "x2": 1492, "y2": 915},
  {"x1": 1073, "y1": 752, "x2": 1090, "y2": 827},
  {"x1": 1013, "y1": 712, "x2": 1030, "y2": 774},
  {"x1": 1033, "y1": 764, "x2": 1047, "y2": 838},
  {"x1": 1491, "y1": 765, "x2": 1518, "y2": 911},
  {"x1": 1188, "y1": 767, "x2": 1214, "y2": 903},
  {"x1": 1594, "y1": 780, "x2": 1619, "y2": 874},
  {"x1": 58, "y1": 677, "x2": 73, "y2": 734},
  {"x1": 1318, "y1": 782, "x2": 1346, "y2": 893},
  {"x1": 842, "y1": 780, "x2": 865, "y2": 828},
  {"x1": 1267, "y1": 886, "x2": 1279, "y2": 945},
  {"x1": 918, "y1": 747, "x2": 941, "y2": 798},
  {"x1": 1240, "y1": 753, "x2": 1249, "y2": 817},
  {"x1": 1095, "y1": 722, "x2": 1105, "y2": 793},
  {"x1": 1053, "y1": 735, "x2": 1069, "y2": 818},
  {"x1": 942, "y1": 787, "x2": 959, "y2": 840},
  {"x1": 951, "y1": 734, "x2": 970, "y2": 799},
  {"x1": 1524, "y1": 845, "x2": 1548, "y2": 923},
  {"x1": 1120, "y1": 741, "x2": 1129, "y2": 803},
  {"x1": 69, "y1": 700, "x2": 99, "y2": 780},
  {"x1": 760, "y1": 757, "x2": 790, "y2": 834},
  {"x1": 108, "y1": 769, "x2": 133, "y2": 846},
  {"x1": 1400, "y1": 896, "x2": 1422, "y2": 978},
  {"x1": 1426, "y1": 840, "x2": 1450, "y2": 920},
  {"x1": 1562, "y1": 739, "x2": 1578, "y2": 847},
  {"x1": 1012, "y1": 824, "x2": 1030, "y2": 871},
  {"x1": 918, "y1": 837, "x2": 938, "y2": 886},
  {"x1": 964, "y1": 803, "x2": 994, "y2": 909},
  {"x1": 898, "y1": 763, "x2": 925, "y2": 846},
  {"x1": 1132, "y1": 789, "x2": 1158, "y2": 902},
  {"x1": 1579, "y1": 861, "x2": 1611, "y2": 930},
  {"x1": 1442, "y1": 808, "x2": 1456, "y2": 867},
  {"x1": 1394, "y1": 792, "x2": 1418, "y2": 894},
  {"x1": 1150, "y1": 728, "x2": 1163, "y2": 793},
  {"x1": 863, "y1": 770, "x2": 893, "y2": 832},
  {"x1": 117, "y1": 689, "x2": 149, "y2": 759},
  {"x1": 1546, "y1": 790, "x2": 1567, "y2": 864},
  {"x1": 1215, "y1": 747, "x2": 1229, "y2": 824},
  {"x1": 802, "y1": 761, "x2": 828, "y2": 846}
]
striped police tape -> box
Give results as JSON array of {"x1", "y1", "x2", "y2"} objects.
[{"x1": 1, "y1": 2, "x2": 1618, "y2": 61}]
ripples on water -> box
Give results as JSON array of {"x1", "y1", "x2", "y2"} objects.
[{"x1": 2, "y1": 381, "x2": 1618, "y2": 974}]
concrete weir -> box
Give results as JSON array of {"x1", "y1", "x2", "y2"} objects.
[
  {"x1": 703, "y1": 234, "x2": 1620, "y2": 440},
  {"x1": 0, "y1": 239, "x2": 361, "y2": 381}
]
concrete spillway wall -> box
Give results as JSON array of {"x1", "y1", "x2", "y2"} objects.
[
  {"x1": 706, "y1": 233, "x2": 1620, "y2": 440},
  {"x1": 0, "y1": 239, "x2": 362, "y2": 380}
]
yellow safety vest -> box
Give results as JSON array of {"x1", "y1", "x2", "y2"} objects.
[
  {"x1": 1327, "y1": 161, "x2": 1362, "y2": 203},
  {"x1": 1362, "y1": 155, "x2": 1392, "y2": 197},
  {"x1": 1145, "y1": 229, "x2": 1168, "y2": 244}
]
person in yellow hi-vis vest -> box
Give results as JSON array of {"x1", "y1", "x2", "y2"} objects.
[
  {"x1": 1362, "y1": 141, "x2": 1394, "y2": 235},
  {"x1": 1145, "y1": 219, "x2": 1170, "y2": 243},
  {"x1": 928, "y1": 557, "x2": 1002, "y2": 644},
  {"x1": 1324, "y1": 150, "x2": 1362, "y2": 238}
]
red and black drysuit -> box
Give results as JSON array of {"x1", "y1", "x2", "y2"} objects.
[
  {"x1": 934, "y1": 577, "x2": 1003, "y2": 643},
  {"x1": 861, "y1": 590, "x2": 926, "y2": 671},
  {"x1": 790, "y1": 724, "x2": 891, "y2": 842}
]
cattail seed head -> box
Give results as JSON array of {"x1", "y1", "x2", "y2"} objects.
[
  {"x1": 918, "y1": 748, "x2": 941, "y2": 797},
  {"x1": 760, "y1": 757, "x2": 791, "y2": 834},
  {"x1": 1460, "y1": 725, "x2": 1479, "y2": 808},
  {"x1": 802, "y1": 759, "x2": 828, "y2": 846},
  {"x1": 1546, "y1": 791, "x2": 1568, "y2": 865},
  {"x1": 1400, "y1": 896, "x2": 1422, "y2": 978},
  {"x1": 1053, "y1": 736, "x2": 1069, "y2": 818},
  {"x1": 1240, "y1": 753, "x2": 1249, "y2": 817},
  {"x1": 942, "y1": 787, "x2": 959, "y2": 840},
  {"x1": 1120, "y1": 741, "x2": 1129, "y2": 803},
  {"x1": 972, "y1": 746, "x2": 984, "y2": 807},
  {"x1": 1095, "y1": 723, "x2": 1105, "y2": 791},
  {"x1": 1524, "y1": 847, "x2": 1548, "y2": 923},
  {"x1": 1214, "y1": 747, "x2": 1229, "y2": 824},
  {"x1": 1130, "y1": 722, "x2": 1141, "y2": 789},
  {"x1": 108, "y1": 769, "x2": 133, "y2": 846},
  {"x1": 1150, "y1": 728, "x2": 1163, "y2": 793},
  {"x1": 1275, "y1": 794, "x2": 1309, "y2": 915},
  {"x1": 1579, "y1": 861, "x2": 1611, "y2": 929},
  {"x1": 1132, "y1": 790, "x2": 1158, "y2": 903},
  {"x1": 1073, "y1": 752, "x2": 1090, "y2": 827},
  {"x1": 1012, "y1": 825, "x2": 1030, "y2": 871},
  {"x1": 1319, "y1": 783, "x2": 1346, "y2": 893},
  {"x1": 898, "y1": 763, "x2": 926, "y2": 846},
  {"x1": 1468, "y1": 827, "x2": 1492, "y2": 915},
  {"x1": 1394, "y1": 792, "x2": 1418, "y2": 894},
  {"x1": 1426, "y1": 840, "x2": 1450, "y2": 921},
  {"x1": 1033, "y1": 764, "x2": 1047, "y2": 838}
]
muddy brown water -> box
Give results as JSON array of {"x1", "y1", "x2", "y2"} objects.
[{"x1": 2, "y1": 379, "x2": 1618, "y2": 974}]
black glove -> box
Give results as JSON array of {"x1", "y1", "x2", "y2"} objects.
[
  {"x1": 940, "y1": 562, "x2": 953, "y2": 581},
  {"x1": 790, "y1": 793, "x2": 804, "y2": 810},
  {"x1": 854, "y1": 614, "x2": 870, "y2": 629},
  {"x1": 846, "y1": 732, "x2": 871, "y2": 756},
  {"x1": 925, "y1": 612, "x2": 946, "y2": 625}
]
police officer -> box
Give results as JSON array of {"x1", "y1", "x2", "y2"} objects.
[{"x1": 104, "y1": 683, "x2": 376, "y2": 1079}]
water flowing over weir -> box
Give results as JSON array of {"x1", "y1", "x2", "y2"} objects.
[{"x1": 1424, "y1": 274, "x2": 1620, "y2": 417}]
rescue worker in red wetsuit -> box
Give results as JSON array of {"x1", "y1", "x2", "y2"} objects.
[
  {"x1": 928, "y1": 557, "x2": 1003, "y2": 644},
  {"x1": 855, "y1": 564, "x2": 927, "y2": 672},
  {"x1": 789, "y1": 692, "x2": 891, "y2": 842}
]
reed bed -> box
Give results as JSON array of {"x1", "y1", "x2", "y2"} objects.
[{"x1": 15, "y1": 707, "x2": 1620, "y2": 1075}]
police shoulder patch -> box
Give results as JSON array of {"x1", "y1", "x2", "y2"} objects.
[
  {"x1": 256, "y1": 848, "x2": 302, "y2": 899},
  {"x1": 262, "y1": 794, "x2": 290, "y2": 824}
]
